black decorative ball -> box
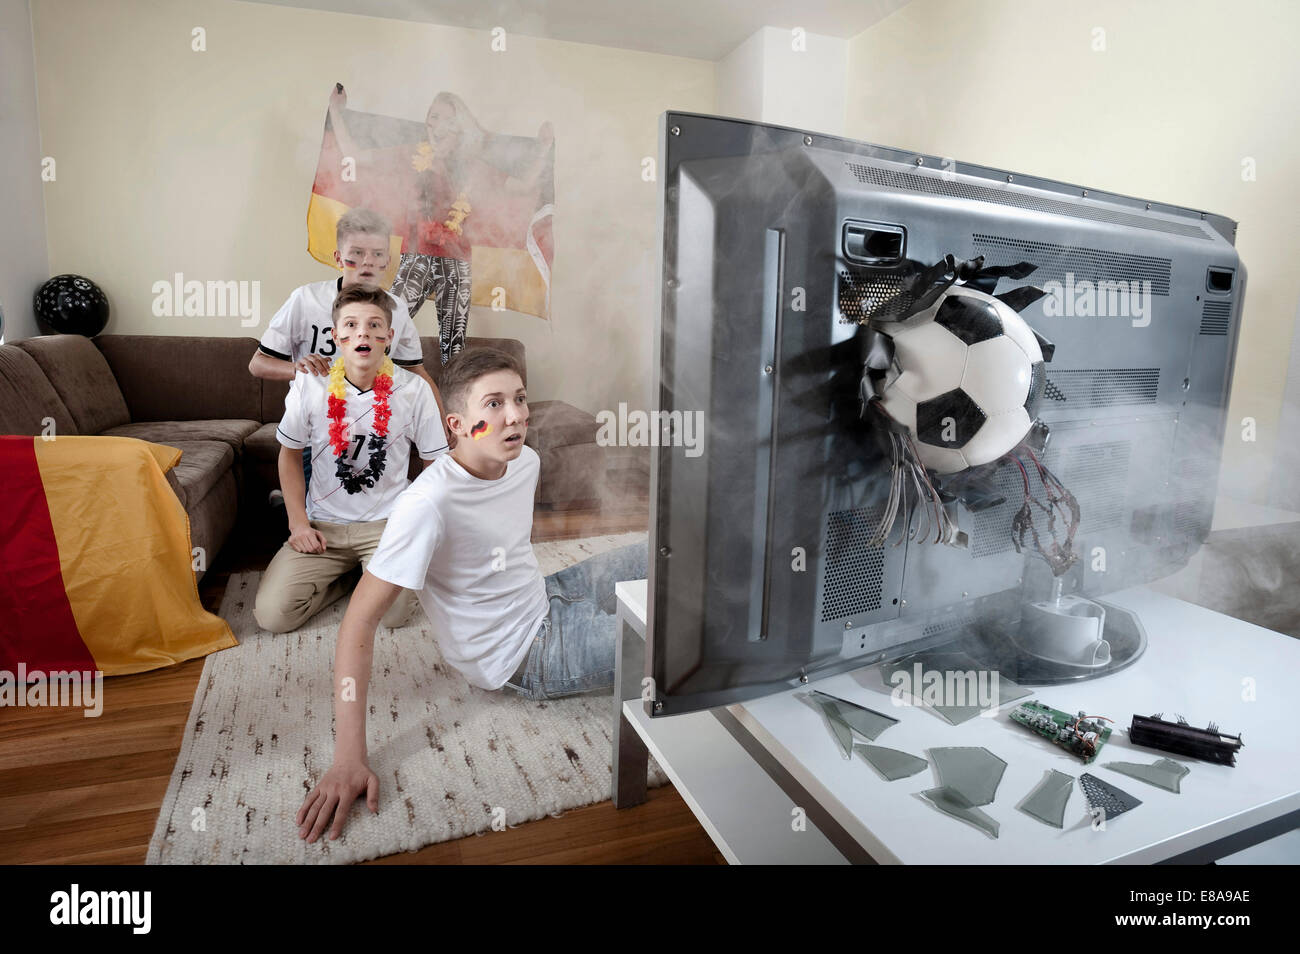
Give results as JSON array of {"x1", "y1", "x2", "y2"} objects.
[{"x1": 34, "y1": 274, "x2": 110, "y2": 337}]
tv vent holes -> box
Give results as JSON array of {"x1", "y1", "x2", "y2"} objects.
[
  {"x1": 820, "y1": 506, "x2": 887, "y2": 621},
  {"x1": 837, "y1": 268, "x2": 913, "y2": 324},
  {"x1": 971, "y1": 233, "x2": 1173, "y2": 296},
  {"x1": 1199, "y1": 300, "x2": 1231, "y2": 336},
  {"x1": 1042, "y1": 368, "x2": 1159, "y2": 408}
]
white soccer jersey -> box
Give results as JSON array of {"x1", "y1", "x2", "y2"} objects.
[
  {"x1": 258, "y1": 278, "x2": 423, "y2": 368},
  {"x1": 275, "y1": 366, "x2": 448, "y2": 523}
]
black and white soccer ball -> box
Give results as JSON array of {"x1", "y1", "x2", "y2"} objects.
[{"x1": 879, "y1": 284, "x2": 1045, "y2": 474}]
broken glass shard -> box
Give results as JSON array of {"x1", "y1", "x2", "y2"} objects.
[
  {"x1": 810, "y1": 690, "x2": 899, "y2": 741},
  {"x1": 929, "y1": 746, "x2": 1007, "y2": 806},
  {"x1": 1019, "y1": 769, "x2": 1075, "y2": 828},
  {"x1": 854, "y1": 743, "x2": 928, "y2": 780},
  {"x1": 816, "y1": 700, "x2": 855, "y2": 759},
  {"x1": 879, "y1": 651, "x2": 1031, "y2": 724},
  {"x1": 1103, "y1": 757, "x2": 1189, "y2": 793},
  {"x1": 920, "y1": 786, "x2": 1000, "y2": 838}
]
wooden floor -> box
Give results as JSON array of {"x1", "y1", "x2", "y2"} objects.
[{"x1": 0, "y1": 474, "x2": 727, "y2": 865}]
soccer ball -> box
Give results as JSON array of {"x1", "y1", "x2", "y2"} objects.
[{"x1": 879, "y1": 284, "x2": 1045, "y2": 474}]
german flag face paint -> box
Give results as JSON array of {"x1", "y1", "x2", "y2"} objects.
[{"x1": 471, "y1": 420, "x2": 493, "y2": 440}]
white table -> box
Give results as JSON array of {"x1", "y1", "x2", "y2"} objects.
[
  {"x1": 611, "y1": 580, "x2": 846, "y2": 862},
  {"x1": 614, "y1": 581, "x2": 1300, "y2": 864}
]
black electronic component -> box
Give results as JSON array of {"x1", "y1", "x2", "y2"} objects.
[{"x1": 1128, "y1": 713, "x2": 1244, "y2": 766}]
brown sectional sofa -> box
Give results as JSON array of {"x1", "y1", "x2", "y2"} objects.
[{"x1": 1, "y1": 333, "x2": 605, "y2": 580}]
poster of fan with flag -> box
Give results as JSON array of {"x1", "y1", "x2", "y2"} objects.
[{"x1": 307, "y1": 85, "x2": 555, "y2": 347}]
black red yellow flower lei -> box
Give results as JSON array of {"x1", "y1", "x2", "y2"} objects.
[{"x1": 327, "y1": 356, "x2": 394, "y2": 494}]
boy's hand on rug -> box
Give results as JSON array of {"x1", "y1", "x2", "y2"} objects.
[
  {"x1": 288, "y1": 522, "x2": 327, "y2": 554},
  {"x1": 297, "y1": 761, "x2": 379, "y2": 843}
]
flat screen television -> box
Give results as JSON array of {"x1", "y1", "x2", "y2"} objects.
[{"x1": 647, "y1": 111, "x2": 1245, "y2": 717}]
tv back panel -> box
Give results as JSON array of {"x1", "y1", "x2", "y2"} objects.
[{"x1": 648, "y1": 112, "x2": 1244, "y2": 716}]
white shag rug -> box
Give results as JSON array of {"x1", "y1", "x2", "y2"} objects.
[{"x1": 147, "y1": 532, "x2": 665, "y2": 864}]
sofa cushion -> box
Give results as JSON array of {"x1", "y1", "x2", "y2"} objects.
[
  {"x1": 419, "y1": 336, "x2": 527, "y2": 388},
  {"x1": 240, "y1": 422, "x2": 284, "y2": 497},
  {"x1": 0, "y1": 345, "x2": 79, "y2": 437},
  {"x1": 244, "y1": 421, "x2": 281, "y2": 461},
  {"x1": 261, "y1": 377, "x2": 291, "y2": 427},
  {"x1": 185, "y1": 467, "x2": 239, "y2": 582},
  {"x1": 533, "y1": 440, "x2": 606, "y2": 510},
  {"x1": 94, "y1": 335, "x2": 264, "y2": 422},
  {"x1": 102, "y1": 419, "x2": 260, "y2": 455},
  {"x1": 524, "y1": 400, "x2": 600, "y2": 452},
  {"x1": 166, "y1": 440, "x2": 235, "y2": 509},
  {"x1": 15, "y1": 335, "x2": 130, "y2": 435}
]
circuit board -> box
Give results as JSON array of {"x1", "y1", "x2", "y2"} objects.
[{"x1": 1009, "y1": 700, "x2": 1112, "y2": 763}]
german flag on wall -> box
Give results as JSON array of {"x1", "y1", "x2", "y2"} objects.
[
  {"x1": 308, "y1": 95, "x2": 555, "y2": 320},
  {"x1": 0, "y1": 436, "x2": 235, "y2": 678}
]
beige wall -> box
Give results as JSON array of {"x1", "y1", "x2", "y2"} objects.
[
  {"x1": 30, "y1": 0, "x2": 1296, "y2": 501},
  {"x1": 716, "y1": 25, "x2": 765, "y2": 122},
  {"x1": 846, "y1": 0, "x2": 1300, "y2": 503},
  {"x1": 0, "y1": 0, "x2": 49, "y2": 343},
  {"x1": 759, "y1": 26, "x2": 847, "y2": 136},
  {"x1": 716, "y1": 26, "x2": 848, "y2": 136},
  {"x1": 31, "y1": 0, "x2": 714, "y2": 415}
]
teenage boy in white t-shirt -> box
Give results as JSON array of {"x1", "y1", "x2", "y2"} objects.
[
  {"x1": 249, "y1": 207, "x2": 434, "y2": 389},
  {"x1": 249, "y1": 208, "x2": 451, "y2": 497},
  {"x1": 293, "y1": 347, "x2": 646, "y2": 842},
  {"x1": 252, "y1": 285, "x2": 449, "y2": 634}
]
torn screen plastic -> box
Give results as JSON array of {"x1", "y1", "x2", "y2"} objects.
[
  {"x1": 855, "y1": 743, "x2": 928, "y2": 780},
  {"x1": 1103, "y1": 757, "x2": 1189, "y2": 793},
  {"x1": 879, "y1": 651, "x2": 1031, "y2": 724},
  {"x1": 1019, "y1": 768, "x2": 1075, "y2": 828}
]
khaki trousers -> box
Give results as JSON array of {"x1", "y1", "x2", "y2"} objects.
[{"x1": 252, "y1": 519, "x2": 420, "y2": 634}]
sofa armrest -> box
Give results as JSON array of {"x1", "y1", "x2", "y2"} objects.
[{"x1": 0, "y1": 344, "x2": 79, "y2": 437}]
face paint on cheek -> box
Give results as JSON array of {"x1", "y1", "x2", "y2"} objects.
[
  {"x1": 343, "y1": 259, "x2": 360, "y2": 269},
  {"x1": 471, "y1": 420, "x2": 493, "y2": 440}
]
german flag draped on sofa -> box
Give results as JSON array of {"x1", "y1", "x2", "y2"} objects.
[{"x1": 0, "y1": 435, "x2": 236, "y2": 676}]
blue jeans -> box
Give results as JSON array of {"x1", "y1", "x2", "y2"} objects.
[{"x1": 504, "y1": 542, "x2": 648, "y2": 701}]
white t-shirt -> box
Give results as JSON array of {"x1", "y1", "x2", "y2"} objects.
[
  {"x1": 259, "y1": 278, "x2": 423, "y2": 368},
  {"x1": 276, "y1": 366, "x2": 448, "y2": 523},
  {"x1": 366, "y1": 445, "x2": 547, "y2": 691}
]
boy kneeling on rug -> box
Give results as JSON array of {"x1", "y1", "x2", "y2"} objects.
[
  {"x1": 295, "y1": 347, "x2": 646, "y2": 842},
  {"x1": 253, "y1": 285, "x2": 448, "y2": 634}
]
